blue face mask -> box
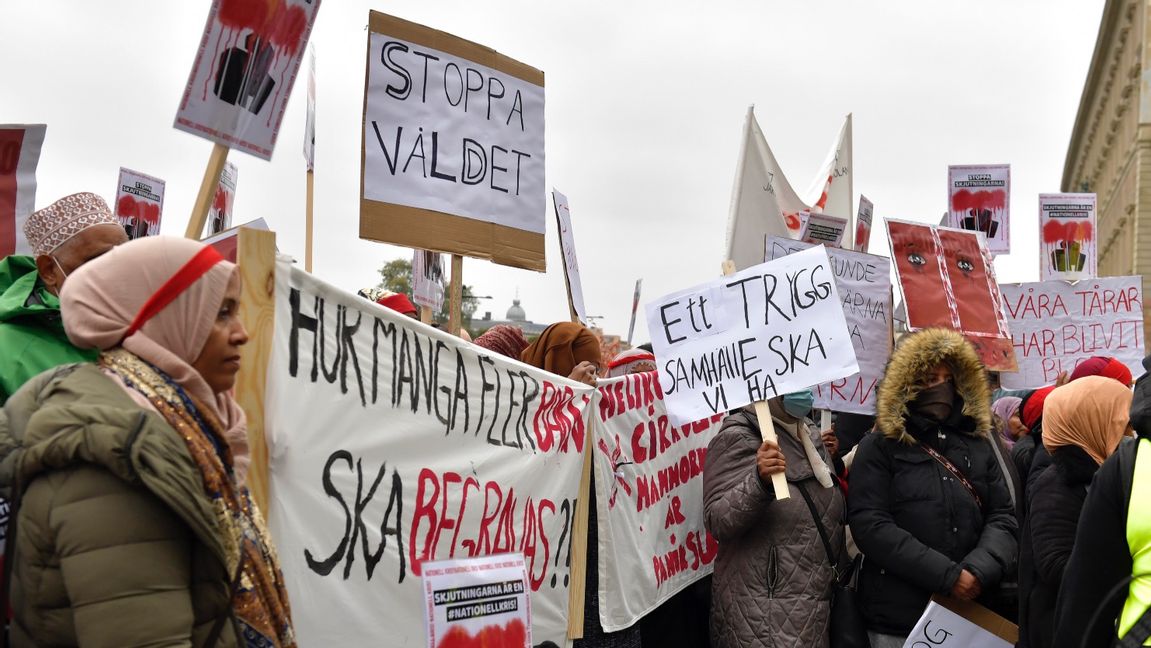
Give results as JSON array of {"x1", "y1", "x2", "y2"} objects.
[{"x1": 782, "y1": 390, "x2": 815, "y2": 419}]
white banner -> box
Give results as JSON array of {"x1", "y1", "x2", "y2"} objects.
[
  {"x1": 422, "y1": 553, "x2": 532, "y2": 648},
  {"x1": 647, "y1": 245, "x2": 859, "y2": 426},
  {"x1": 1039, "y1": 193, "x2": 1096, "y2": 281},
  {"x1": 767, "y1": 238, "x2": 892, "y2": 414},
  {"x1": 1000, "y1": 277, "x2": 1146, "y2": 389},
  {"x1": 552, "y1": 190, "x2": 587, "y2": 324},
  {"x1": 948, "y1": 164, "x2": 1010, "y2": 255},
  {"x1": 854, "y1": 195, "x2": 873, "y2": 253},
  {"x1": 209, "y1": 161, "x2": 238, "y2": 236},
  {"x1": 805, "y1": 113, "x2": 854, "y2": 247},
  {"x1": 0, "y1": 124, "x2": 46, "y2": 256},
  {"x1": 114, "y1": 168, "x2": 165, "y2": 240},
  {"x1": 174, "y1": 0, "x2": 319, "y2": 160},
  {"x1": 266, "y1": 261, "x2": 591, "y2": 646},
  {"x1": 412, "y1": 249, "x2": 446, "y2": 311},
  {"x1": 363, "y1": 31, "x2": 546, "y2": 235},
  {"x1": 592, "y1": 373, "x2": 723, "y2": 631}
]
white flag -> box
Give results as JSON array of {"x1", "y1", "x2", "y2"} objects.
[
  {"x1": 805, "y1": 113, "x2": 854, "y2": 248},
  {"x1": 724, "y1": 106, "x2": 809, "y2": 270}
]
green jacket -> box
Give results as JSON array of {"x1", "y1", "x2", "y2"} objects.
[
  {"x1": 0, "y1": 364, "x2": 241, "y2": 648},
  {"x1": 0, "y1": 256, "x2": 96, "y2": 404}
]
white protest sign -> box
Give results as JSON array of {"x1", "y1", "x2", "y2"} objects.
[
  {"x1": 903, "y1": 599, "x2": 1015, "y2": 648},
  {"x1": 552, "y1": 190, "x2": 587, "y2": 324},
  {"x1": 266, "y1": 261, "x2": 591, "y2": 647},
  {"x1": 174, "y1": 0, "x2": 320, "y2": 160},
  {"x1": 209, "y1": 161, "x2": 238, "y2": 236},
  {"x1": 948, "y1": 164, "x2": 1010, "y2": 254},
  {"x1": 1039, "y1": 193, "x2": 1096, "y2": 281},
  {"x1": 412, "y1": 249, "x2": 446, "y2": 311},
  {"x1": 304, "y1": 44, "x2": 316, "y2": 170},
  {"x1": 800, "y1": 212, "x2": 847, "y2": 248},
  {"x1": 363, "y1": 16, "x2": 545, "y2": 236},
  {"x1": 422, "y1": 554, "x2": 531, "y2": 648},
  {"x1": 647, "y1": 245, "x2": 860, "y2": 426},
  {"x1": 854, "y1": 195, "x2": 873, "y2": 253},
  {"x1": 592, "y1": 373, "x2": 723, "y2": 631},
  {"x1": 0, "y1": 124, "x2": 46, "y2": 256},
  {"x1": 767, "y1": 238, "x2": 892, "y2": 414},
  {"x1": 114, "y1": 168, "x2": 165, "y2": 240},
  {"x1": 1000, "y1": 277, "x2": 1145, "y2": 389}
]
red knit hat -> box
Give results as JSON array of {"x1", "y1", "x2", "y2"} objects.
[
  {"x1": 378, "y1": 292, "x2": 417, "y2": 316},
  {"x1": 1022, "y1": 385, "x2": 1057, "y2": 430},
  {"x1": 474, "y1": 325, "x2": 529, "y2": 359},
  {"x1": 1070, "y1": 356, "x2": 1133, "y2": 387}
]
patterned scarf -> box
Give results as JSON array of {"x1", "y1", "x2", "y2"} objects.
[{"x1": 101, "y1": 348, "x2": 295, "y2": 647}]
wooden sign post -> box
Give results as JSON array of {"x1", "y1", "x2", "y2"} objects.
[
  {"x1": 233, "y1": 227, "x2": 277, "y2": 513},
  {"x1": 305, "y1": 169, "x2": 315, "y2": 272},
  {"x1": 186, "y1": 143, "x2": 230, "y2": 239},
  {"x1": 448, "y1": 254, "x2": 464, "y2": 338},
  {"x1": 722, "y1": 260, "x2": 790, "y2": 501}
]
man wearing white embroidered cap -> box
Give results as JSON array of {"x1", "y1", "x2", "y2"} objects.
[{"x1": 0, "y1": 192, "x2": 128, "y2": 402}]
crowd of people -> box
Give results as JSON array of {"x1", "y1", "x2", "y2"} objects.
[{"x1": 0, "y1": 191, "x2": 1150, "y2": 648}]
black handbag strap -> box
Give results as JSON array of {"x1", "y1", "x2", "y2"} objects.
[{"x1": 797, "y1": 481, "x2": 839, "y2": 574}]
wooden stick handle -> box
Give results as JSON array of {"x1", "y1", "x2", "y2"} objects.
[
  {"x1": 449, "y1": 254, "x2": 464, "y2": 338},
  {"x1": 304, "y1": 170, "x2": 315, "y2": 273},
  {"x1": 186, "y1": 143, "x2": 229, "y2": 240},
  {"x1": 754, "y1": 401, "x2": 791, "y2": 501}
]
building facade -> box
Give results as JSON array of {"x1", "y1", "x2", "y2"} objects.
[{"x1": 1063, "y1": 0, "x2": 1149, "y2": 338}]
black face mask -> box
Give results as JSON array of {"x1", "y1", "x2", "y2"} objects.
[{"x1": 911, "y1": 381, "x2": 955, "y2": 422}]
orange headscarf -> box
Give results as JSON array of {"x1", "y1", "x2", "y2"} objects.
[
  {"x1": 1042, "y1": 375, "x2": 1133, "y2": 465},
  {"x1": 520, "y1": 322, "x2": 601, "y2": 378}
]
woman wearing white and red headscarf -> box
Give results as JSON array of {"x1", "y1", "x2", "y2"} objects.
[{"x1": 0, "y1": 236, "x2": 294, "y2": 647}]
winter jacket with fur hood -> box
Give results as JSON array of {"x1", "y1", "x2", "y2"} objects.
[
  {"x1": 703, "y1": 404, "x2": 845, "y2": 648},
  {"x1": 847, "y1": 329, "x2": 1018, "y2": 635}
]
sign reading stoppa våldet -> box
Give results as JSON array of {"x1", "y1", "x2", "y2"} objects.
[{"x1": 647, "y1": 245, "x2": 859, "y2": 426}]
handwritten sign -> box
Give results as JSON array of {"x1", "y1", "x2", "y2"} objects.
[
  {"x1": 114, "y1": 168, "x2": 165, "y2": 240},
  {"x1": 593, "y1": 374, "x2": 723, "y2": 630},
  {"x1": 854, "y1": 195, "x2": 873, "y2": 253},
  {"x1": 948, "y1": 164, "x2": 1010, "y2": 254},
  {"x1": 767, "y1": 238, "x2": 892, "y2": 414},
  {"x1": 360, "y1": 12, "x2": 546, "y2": 271},
  {"x1": 552, "y1": 190, "x2": 586, "y2": 324},
  {"x1": 174, "y1": 0, "x2": 320, "y2": 159},
  {"x1": 646, "y1": 245, "x2": 859, "y2": 425},
  {"x1": 903, "y1": 598, "x2": 1016, "y2": 648},
  {"x1": 422, "y1": 554, "x2": 532, "y2": 648},
  {"x1": 1039, "y1": 193, "x2": 1096, "y2": 281},
  {"x1": 800, "y1": 212, "x2": 847, "y2": 248},
  {"x1": 999, "y1": 277, "x2": 1145, "y2": 389},
  {"x1": 0, "y1": 124, "x2": 46, "y2": 256},
  {"x1": 266, "y1": 261, "x2": 590, "y2": 646}
]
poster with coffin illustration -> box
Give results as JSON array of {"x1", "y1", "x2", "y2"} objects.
[
  {"x1": 1039, "y1": 193, "x2": 1096, "y2": 281},
  {"x1": 114, "y1": 168, "x2": 165, "y2": 240},
  {"x1": 948, "y1": 165, "x2": 1010, "y2": 255}
]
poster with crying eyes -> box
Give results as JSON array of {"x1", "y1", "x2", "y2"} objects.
[
  {"x1": 948, "y1": 164, "x2": 1010, "y2": 255},
  {"x1": 886, "y1": 219, "x2": 1017, "y2": 371}
]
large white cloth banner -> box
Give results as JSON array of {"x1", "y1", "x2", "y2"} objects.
[
  {"x1": 266, "y1": 260, "x2": 590, "y2": 647},
  {"x1": 592, "y1": 373, "x2": 724, "y2": 631},
  {"x1": 647, "y1": 245, "x2": 860, "y2": 426},
  {"x1": 805, "y1": 113, "x2": 854, "y2": 248},
  {"x1": 767, "y1": 238, "x2": 892, "y2": 414},
  {"x1": 363, "y1": 31, "x2": 546, "y2": 235},
  {"x1": 1000, "y1": 277, "x2": 1146, "y2": 389}
]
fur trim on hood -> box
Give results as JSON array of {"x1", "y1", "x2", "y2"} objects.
[{"x1": 876, "y1": 328, "x2": 992, "y2": 444}]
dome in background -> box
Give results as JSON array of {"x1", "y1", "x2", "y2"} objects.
[{"x1": 506, "y1": 299, "x2": 526, "y2": 322}]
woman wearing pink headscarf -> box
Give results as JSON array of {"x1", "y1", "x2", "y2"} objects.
[{"x1": 0, "y1": 237, "x2": 294, "y2": 647}]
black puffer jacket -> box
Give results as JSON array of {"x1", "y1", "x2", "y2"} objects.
[
  {"x1": 1020, "y1": 446, "x2": 1097, "y2": 648},
  {"x1": 848, "y1": 329, "x2": 1018, "y2": 635}
]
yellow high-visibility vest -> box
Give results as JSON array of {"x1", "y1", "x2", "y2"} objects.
[{"x1": 1121, "y1": 438, "x2": 1151, "y2": 641}]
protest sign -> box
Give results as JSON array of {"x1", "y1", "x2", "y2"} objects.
[
  {"x1": 592, "y1": 373, "x2": 723, "y2": 631},
  {"x1": 114, "y1": 168, "x2": 165, "y2": 240},
  {"x1": 854, "y1": 195, "x2": 874, "y2": 253},
  {"x1": 552, "y1": 190, "x2": 587, "y2": 324},
  {"x1": 209, "y1": 161, "x2": 238, "y2": 236},
  {"x1": 360, "y1": 12, "x2": 546, "y2": 272},
  {"x1": 203, "y1": 217, "x2": 270, "y2": 262},
  {"x1": 646, "y1": 245, "x2": 859, "y2": 426},
  {"x1": 422, "y1": 554, "x2": 532, "y2": 648},
  {"x1": 799, "y1": 212, "x2": 847, "y2": 248},
  {"x1": 627, "y1": 279, "x2": 643, "y2": 345},
  {"x1": 304, "y1": 44, "x2": 316, "y2": 170},
  {"x1": 174, "y1": 0, "x2": 320, "y2": 160},
  {"x1": 413, "y1": 249, "x2": 446, "y2": 311},
  {"x1": 903, "y1": 596, "x2": 1017, "y2": 648},
  {"x1": 886, "y1": 219, "x2": 1017, "y2": 371},
  {"x1": 948, "y1": 164, "x2": 1010, "y2": 254},
  {"x1": 0, "y1": 124, "x2": 46, "y2": 256},
  {"x1": 999, "y1": 277, "x2": 1145, "y2": 388},
  {"x1": 767, "y1": 238, "x2": 892, "y2": 414},
  {"x1": 266, "y1": 261, "x2": 591, "y2": 646},
  {"x1": 1039, "y1": 193, "x2": 1096, "y2": 281}
]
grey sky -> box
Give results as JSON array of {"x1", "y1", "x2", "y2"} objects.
[{"x1": 2, "y1": 1, "x2": 1103, "y2": 343}]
